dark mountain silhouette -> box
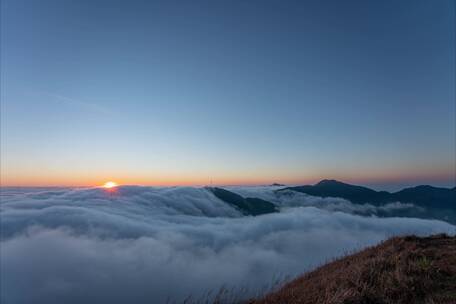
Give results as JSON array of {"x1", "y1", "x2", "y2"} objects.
[
  {"x1": 269, "y1": 183, "x2": 286, "y2": 187},
  {"x1": 281, "y1": 179, "x2": 455, "y2": 209},
  {"x1": 392, "y1": 185, "x2": 455, "y2": 209},
  {"x1": 252, "y1": 234, "x2": 456, "y2": 304},
  {"x1": 207, "y1": 181, "x2": 455, "y2": 222},
  {"x1": 207, "y1": 187, "x2": 277, "y2": 216}
]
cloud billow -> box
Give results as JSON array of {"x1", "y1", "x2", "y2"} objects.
[{"x1": 1, "y1": 186, "x2": 455, "y2": 303}]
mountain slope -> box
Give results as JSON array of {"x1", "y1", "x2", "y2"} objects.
[
  {"x1": 392, "y1": 185, "x2": 455, "y2": 209},
  {"x1": 251, "y1": 234, "x2": 456, "y2": 304},
  {"x1": 207, "y1": 187, "x2": 278, "y2": 215},
  {"x1": 281, "y1": 179, "x2": 390, "y2": 205}
]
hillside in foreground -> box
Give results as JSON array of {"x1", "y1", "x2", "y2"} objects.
[{"x1": 251, "y1": 234, "x2": 456, "y2": 304}]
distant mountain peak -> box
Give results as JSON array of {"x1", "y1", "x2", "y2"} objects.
[
  {"x1": 408, "y1": 185, "x2": 433, "y2": 190},
  {"x1": 316, "y1": 179, "x2": 345, "y2": 186}
]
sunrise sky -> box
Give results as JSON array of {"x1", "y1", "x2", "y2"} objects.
[{"x1": 1, "y1": 0, "x2": 455, "y2": 190}]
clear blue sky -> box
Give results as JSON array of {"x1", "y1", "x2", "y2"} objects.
[{"x1": 1, "y1": 0, "x2": 455, "y2": 190}]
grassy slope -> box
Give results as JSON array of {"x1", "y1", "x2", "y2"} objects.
[{"x1": 251, "y1": 234, "x2": 456, "y2": 304}]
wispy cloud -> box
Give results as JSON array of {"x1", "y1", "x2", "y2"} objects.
[
  {"x1": 48, "y1": 93, "x2": 112, "y2": 115},
  {"x1": 27, "y1": 90, "x2": 113, "y2": 115}
]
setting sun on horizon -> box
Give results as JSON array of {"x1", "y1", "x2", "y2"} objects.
[{"x1": 102, "y1": 181, "x2": 118, "y2": 189}]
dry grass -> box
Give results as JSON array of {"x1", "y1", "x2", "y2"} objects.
[{"x1": 250, "y1": 234, "x2": 456, "y2": 304}]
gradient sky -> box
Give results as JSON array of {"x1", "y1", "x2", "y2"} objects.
[{"x1": 1, "y1": 0, "x2": 455, "y2": 190}]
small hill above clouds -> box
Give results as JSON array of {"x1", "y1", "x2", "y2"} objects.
[
  {"x1": 207, "y1": 187, "x2": 278, "y2": 216},
  {"x1": 269, "y1": 183, "x2": 286, "y2": 187},
  {"x1": 251, "y1": 234, "x2": 456, "y2": 304}
]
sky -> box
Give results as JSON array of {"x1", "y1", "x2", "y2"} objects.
[{"x1": 1, "y1": 0, "x2": 455, "y2": 190}]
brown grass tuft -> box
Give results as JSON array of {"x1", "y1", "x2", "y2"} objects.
[{"x1": 250, "y1": 234, "x2": 456, "y2": 304}]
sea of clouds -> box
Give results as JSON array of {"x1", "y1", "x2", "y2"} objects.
[{"x1": 1, "y1": 186, "x2": 455, "y2": 304}]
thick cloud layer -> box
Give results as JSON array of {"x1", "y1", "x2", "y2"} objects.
[
  {"x1": 226, "y1": 186, "x2": 423, "y2": 216},
  {"x1": 1, "y1": 186, "x2": 455, "y2": 304}
]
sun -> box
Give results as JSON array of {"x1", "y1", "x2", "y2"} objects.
[{"x1": 103, "y1": 181, "x2": 118, "y2": 189}]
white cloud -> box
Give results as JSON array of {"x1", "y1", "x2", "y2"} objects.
[
  {"x1": 1, "y1": 186, "x2": 454, "y2": 303},
  {"x1": 225, "y1": 186, "x2": 422, "y2": 215}
]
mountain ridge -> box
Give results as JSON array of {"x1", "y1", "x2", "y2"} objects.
[{"x1": 280, "y1": 179, "x2": 455, "y2": 209}]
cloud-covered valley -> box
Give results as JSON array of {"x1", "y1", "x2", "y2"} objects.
[{"x1": 1, "y1": 186, "x2": 455, "y2": 303}]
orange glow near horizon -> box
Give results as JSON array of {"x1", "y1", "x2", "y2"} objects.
[
  {"x1": 1, "y1": 162, "x2": 455, "y2": 189},
  {"x1": 1, "y1": 170, "x2": 454, "y2": 189}
]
